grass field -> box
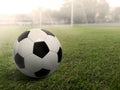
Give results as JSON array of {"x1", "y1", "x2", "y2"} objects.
[{"x1": 0, "y1": 25, "x2": 120, "y2": 90}]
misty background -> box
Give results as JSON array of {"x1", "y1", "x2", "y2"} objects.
[{"x1": 0, "y1": 0, "x2": 120, "y2": 25}]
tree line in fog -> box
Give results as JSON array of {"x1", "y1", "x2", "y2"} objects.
[{"x1": 16, "y1": 0, "x2": 120, "y2": 25}]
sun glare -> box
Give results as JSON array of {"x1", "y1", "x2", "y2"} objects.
[
  {"x1": 106, "y1": 0, "x2": 120, "y2": 7},
  {"x1": 0, "y1": 0, "x2": 64, "y2": 14}
]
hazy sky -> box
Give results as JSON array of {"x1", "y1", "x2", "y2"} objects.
[
  {"x1": 0, "y1": 0, "x2": 119, "y2": 14},
  {"x1": 0, "y1": 0, "x2": 64, "y2": 14},
  {"x1": 106, "y1": 0, "x2": 120, "y2": 7}
]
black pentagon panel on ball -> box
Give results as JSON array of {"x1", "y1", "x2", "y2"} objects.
[
  {"x1": 41, "y1": 29, "x2": 55, "y2": 37},
  {"x1": 34, "y1": 68, "x2": 50, "y2": 77},
  {"x1": 33, "y1": 41, "x2": 49, "y2": 58},
  {"x1": 14, "y1": 53, "x2": 25, "y2": 68},
  {"x1": 57, "y1": 47, "x2": 62, "y2": 63},
  {"x1": 18, "y1": 31, "x2": 30, "y2": 42}
]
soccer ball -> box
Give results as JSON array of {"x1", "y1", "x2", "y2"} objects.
[{"x1": 13, "y1": 29, "x2": 62, "y2": 78}]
